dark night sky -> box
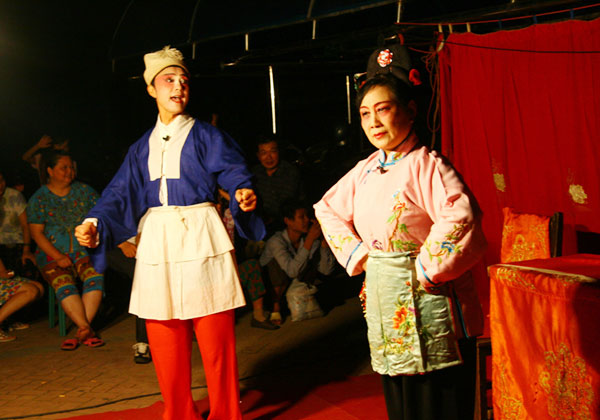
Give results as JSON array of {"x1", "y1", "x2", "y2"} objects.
[
  {"x1": 0, "y1": 1, "x2": 366, "y2": 192},
  {"x1": 0, "y1": 1, "x2": 124, "y2": 189},
  {"x1": 0, "y1": 0, "x2": 522, "y2": 194}
]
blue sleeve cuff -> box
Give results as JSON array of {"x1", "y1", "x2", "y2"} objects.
[
  {"x1": 417, "y1": 256, "x2": 440, "y2": 286},
  {"x1": 345, "y1": 241, "x2": 363, "y2": 270}
]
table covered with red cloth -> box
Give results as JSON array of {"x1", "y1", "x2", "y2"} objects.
[{"x1": 488, "y1": 254, "x2": 600, "y2": 420}]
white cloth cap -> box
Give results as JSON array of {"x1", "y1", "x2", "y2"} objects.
[{"x1": 143, "y1": 46, "x2": 189, "y2": 85}]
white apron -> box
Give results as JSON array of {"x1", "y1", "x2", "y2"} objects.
[{"x1": 129, "y1": 203, "x2": 246, "y2": 320}]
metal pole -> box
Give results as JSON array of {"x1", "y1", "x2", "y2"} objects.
[
  {"x1": 346, "y1": 75, "x2": 352, "y2": 124},
  {"x1": 269, "y1": 66, "x2": 277, "y2": 134},
  {"x1": 396, "y1": 0, "x2": 403, "y2": 23}
]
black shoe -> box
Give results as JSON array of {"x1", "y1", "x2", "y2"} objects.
[
  {"x1": 133, "y1": 342, "x2": 152, "y2": 364},
  {"x1": 251, "y1": 317, "x2": 280, "y2": 330}
]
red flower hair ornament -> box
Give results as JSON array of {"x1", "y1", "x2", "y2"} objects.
[{"x1": 366, "y1": 44, "x2": 421, "y2": 87}]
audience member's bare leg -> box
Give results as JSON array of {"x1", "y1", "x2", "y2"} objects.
[
  {"x1": 82, "y1": 290, "x2": 102, "y2": 325},
  {"x1": 252, "y1": 297, "x2": 267, "y2": 321},
  {"x1": 60, "y1": 294, "x2": 92, "y2": 331},
  {"x1": 0, "y1": 282, "x2": 43, "y2": 324}
]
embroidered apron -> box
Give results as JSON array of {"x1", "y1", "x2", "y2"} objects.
[{"x1": 365, "y1": 251, "x2": 462, "y2": 376}]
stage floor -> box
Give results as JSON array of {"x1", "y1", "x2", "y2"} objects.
[{"x1": 0, "y1": 278, "x2": 374, "y2": 419}]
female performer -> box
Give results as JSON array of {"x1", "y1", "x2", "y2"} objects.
[
  {"x1": 75, "y1": 46, "x2": 265, "y2": 420},
  {"x1": 314, "y1": 45, "x2": 487, "y2": 420}
]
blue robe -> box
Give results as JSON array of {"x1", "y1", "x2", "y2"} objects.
[{"x1": 87, "y1": 120, "x2": 265, "y2": 273}]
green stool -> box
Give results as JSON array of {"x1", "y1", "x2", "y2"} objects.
[{"x1": 48, "y1": 288, "x2": 67, "y2": 337}]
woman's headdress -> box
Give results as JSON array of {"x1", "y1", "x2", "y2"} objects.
[{"x1": 355, "y1": 44, "x2": 421, "y2": 91}]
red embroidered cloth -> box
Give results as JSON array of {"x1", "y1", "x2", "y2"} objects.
[
  {"x1": 489, "y1": 254, "x2": 600, "y2": 419},
  {"x1": 504, "y1": 253, "x2": 600, "y2": 279},
  {"x1": 438, "y1": 18, "x2": 600, "y2": 335}
]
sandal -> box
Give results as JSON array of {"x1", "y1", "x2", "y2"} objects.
[
  {"x1": 76, "y1": 326, "x2": 94, "y2": 343},
  {"x1": 82, "y1": 336, "x2": 105, "y2": 348},
  {"x1": 0, "y1": 329, "x2": 16, "y2": 343},
  {"x1": 61, "y1": 338, "x2": 79, "y2": 351},
  {"x1": 270, "y1": 311, "x2": 282, "y2": 326},
  {"x1": 9, "y1": 322, "x2": 29, "y2": 331}
]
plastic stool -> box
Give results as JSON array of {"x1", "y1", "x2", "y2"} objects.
[{"x1": 48, "y1": 288, "x2": 67, "y2": 336}]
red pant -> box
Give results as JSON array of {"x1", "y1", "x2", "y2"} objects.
[{"x1": 146, "y1": 310, "x2": 241, "y2": 420}]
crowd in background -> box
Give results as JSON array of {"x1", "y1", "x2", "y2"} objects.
[{"x1": 0, "y1": 126, "x2": 348, "y2": 346}]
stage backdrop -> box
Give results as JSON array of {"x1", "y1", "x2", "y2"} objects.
[{"x1": 438, "y1": 18, "x2": 600, "y2": 328}]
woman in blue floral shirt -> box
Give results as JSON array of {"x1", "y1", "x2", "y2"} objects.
[{"x1": 28, "y1": 150, "x2": 104, "y2": 350}]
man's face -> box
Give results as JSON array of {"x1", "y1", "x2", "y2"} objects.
[
  {"x1": 285, "y1": 208, "x2": 310, "y2": 234},
  {"x1": 147, "y1": 66, "x2": 190, "y2": 123},
  {"x1": 257, "y1": 141, "x2": 279, "y2": 171}
]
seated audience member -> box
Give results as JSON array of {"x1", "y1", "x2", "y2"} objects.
[
  {"x1": 240, "y1": 258, "x2": 278, "y2": 330},
  {"x1": 251, "y1": 136, "x2": 305, "y2": 235},
  {"x1": 9, "y1": 173, "x2": 26, "y2": 195},
  {"x1": 0, "y1": 170, "x2": 41, "y2": 330},
  {"x1": 215, "y1": 187, "x2": 278, "y2": 330},
  {"x1": 259, "y1": 199, "x2": 335, "y2": 325},
  {"x1": 0, "y1": 171, "x2": 36, "y2": 270},
  {"x1": 106, "y1": 239, "x2": 151, "y2": 364},
  {"x1": 28, "y1": 150, "x2": 105, "y2": 350},
  {"x1": 0, "y1": 257, "x2": 43, "y2": 342},
  {"x1": 22, "y1": 135, "x2": 70, "y2": 184}
]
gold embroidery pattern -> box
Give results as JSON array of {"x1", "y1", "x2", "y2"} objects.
[
  {"x1": 502, "y1": 223, "x2": 548, "y2": 262},
  {"x1": 493, "y1": 267, "x2": 536, "y2": 290},
  {"x1": 494, "y1": 173, "x2": 506, "y2": 192},
  {"x1": 493, "y1": 357, "x2": 525, "y2": 420},
  {"x1": 568, "y1": 184, "x2": 588, "y2": 205},
  {"x1": 494, "y1": 266, "x2": 592, "y2": 288},
  {"x1": 539, "y1": 343, "x2": 594, "y2": 420}
]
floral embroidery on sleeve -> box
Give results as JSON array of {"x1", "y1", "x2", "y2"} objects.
[
  {"x1": 320, "y1": 222, "x2": 355, "y2": 253},
  {"x1": 424, "y1": 223, "x2": 467, "y2": 263}
]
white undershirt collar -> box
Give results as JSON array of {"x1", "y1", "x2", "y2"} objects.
[{"x1": 148, "y1": 113, "x2": 195, "y2": 205}]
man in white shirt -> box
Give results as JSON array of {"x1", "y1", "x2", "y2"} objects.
[{"x1": 259, "y1": 199, "x2": 335, "y2": 325}]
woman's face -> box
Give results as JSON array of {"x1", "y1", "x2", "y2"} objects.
[
  {"x1": 359, "y1": 85, "x2": 416, "y2": 153},
  {"x1": 147, "y1": 66, "x2": 190, "y2": 124},
  {"x1": 47, "y1": 156, "x2": 75, "y2": 186}
]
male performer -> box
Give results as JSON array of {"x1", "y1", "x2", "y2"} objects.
[{"x1": 75, "y1": 46, "x2": 264, "y2": 420}]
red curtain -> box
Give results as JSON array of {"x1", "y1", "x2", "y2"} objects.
[{"x1": 438, "y1": 18, "x2": 600, "y2": 329}]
